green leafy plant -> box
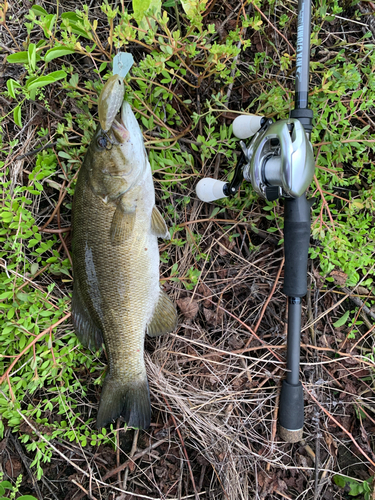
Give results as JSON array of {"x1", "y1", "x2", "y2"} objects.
[
  {"x1": 2, "y1": 0, "x2": 375, "y2": 486},
  {"x1": 0, "y1": 473, "x2": 37, "y2": 500},
  {"x1": 0, "y1": 0, "x2": 246, "y2": 478},
  {"x1": 334, "y1": 474, "x2": 374, "y2": 499},
  {"x1": 6, "y1": 37, "x2": 67, "y2": 127}
]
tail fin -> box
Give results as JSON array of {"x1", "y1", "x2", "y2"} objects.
[{"x1": 96, "y1": 374, "x2": 151, "y2": 430}]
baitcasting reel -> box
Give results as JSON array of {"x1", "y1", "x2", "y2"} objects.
[{"x1": 196, "y1": 114, "x2": 315, "y2": 203}]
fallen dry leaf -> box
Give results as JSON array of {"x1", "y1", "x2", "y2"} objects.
[
  {"x1": 5, "y1": 457, "x2": 22, "y2": 477},
  {"x1": 330, "y1": 270, "x2": 348, "y2": 287},
  {"x1": 203, "y1": 306, "x2": 224, "y2": 326},
  {"x1": 198, "y1": 282, "x2": 212, "y2": 308},
  {"x1": 218, "y1": 236, "x2": 236, "y2": 257},
  {"x1": 176, "y1": 297, "x2": 199, "y2": 320}
]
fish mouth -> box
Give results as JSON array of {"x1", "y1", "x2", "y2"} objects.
[
  {"x1": 104, "y1": 102, "x2": 144, "y2": 148},
  {"x1": 103, "y1": 101, "x2": 146, "y2": 178},
  {"x1": 110, "y1": 112, "x2": 129, "y2": 144}
]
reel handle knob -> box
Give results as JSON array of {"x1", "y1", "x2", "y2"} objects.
[
  {"x1": 233, "y1": 114, "x2": 264, "y2": 139},
  {"x1": 196, "y1": 178, "x2": 228, "y2": 203}
]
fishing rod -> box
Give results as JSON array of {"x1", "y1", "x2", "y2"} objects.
[{"x1": 196, "y1": 0, "x2": 314, "y2": 442}]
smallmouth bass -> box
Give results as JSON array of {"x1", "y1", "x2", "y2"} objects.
[{"x1": 72, "y1": 75, "x2": 177, "y2": 429}]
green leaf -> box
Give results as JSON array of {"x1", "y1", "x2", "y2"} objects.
[
  {"x1": 210, "y1": 206, "x2": 220, "y2": 218},
  {"x1": 0, "y1": 486, "x2": 4, "y2": 496},
  {"x1": 26, "y1": 70, "x2": 67, "y2": 90},
  {"x1": 31, "y1": 5, "x2": 48, "y2": 15},
  {"x1": 58, "y1": 151, "x2": 72, "y2": 159},
  {"x1": 42, "y1": 14, "x2": 57, "y2": 38},
  {"x1": 0, "y1": 481, "x2": 12, "y2": 489},
  {"x1": 180, "y1": 0, "x2": 207, "y2": 18},
  {"x1": 30, "y1": 263, "x2": 39, "y2": 275},
  {"x1": 333, "y1": 475, "x2": 350, "y2": 488},
  {"x1": 363, "y1": 480, "x2": 371, "y2": 493},
  {"x1": 69, "y1": 73, "x2": 79, "y2": 87},
  {"x1": 132, "y1": 0, "x2": 161, "y2": 38},
  {"x1": 6, "y1": 79, "x2": 21, "y2": 99},
  {"x1": 348, "y1": 482, "x2": 364, "y2": 496},
  {"x1": 18, "y1": 496, "x2": 40, "y2": 500},
  {"x1": 44, "y1": 46, "x2": 76, "y2": 63},
  {"x1": 60, "y1": 12, "x2": 92, "y2": 39},
  {"x1": 333, "y1": 310, "x2": 350, "y2": 328},
  {"x1": 13, "y1": 105, "x2": 22, "y2": 128},
  {"x1": 7, "y1": 51, "x2": 29, "y2": 64},
  {"x1": 28, "y1": 43, "x2": 36, "y2": 71},
  {"x1": 7, "y1": 51, "x2": 41, "y2": 65},
  {"x1": 60, "y1": 12, "x2": 81, "y2": 21},
  {"x1": 99, "y1": 61, "x2": 107, "y2": 72},
  {"x1": 36, "y1": 39, "x2": 47, "y2": 48},
  {"x1": 132, "y1": 0, "x2": 152, "y2": 22}
]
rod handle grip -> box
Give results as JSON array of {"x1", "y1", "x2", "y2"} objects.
[
  {"x1": 283, "y1": 194, "x2": 312, "y2": 297},
  {"x1": 279, "y1": 380, "x2": 304, "y2": 442}
]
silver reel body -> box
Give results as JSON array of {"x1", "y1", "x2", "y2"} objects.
[
  {"x1": 195, "y1": 114, "x2": 315, "y2": 203},
  {"x1": 241, "y1": 118, "x2": 315, "y2": 200}
]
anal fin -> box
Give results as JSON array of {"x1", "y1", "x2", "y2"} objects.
[
  {"x1": 72, "y1": 278, "x2": 103, "y2": 351},
  {"x1": 151, "y1": 206, "x2": 170, "y2": 239},
  {"x1": 110, "y1": 202, "x2": 136, "y2": 245},
  {"x1": 147, "y1": 290, "x2": 177, "y2": 337}
]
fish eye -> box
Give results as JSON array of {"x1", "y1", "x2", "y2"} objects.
[{"x1": 97, "y1": 135, "x2": 107, "y2": 149}]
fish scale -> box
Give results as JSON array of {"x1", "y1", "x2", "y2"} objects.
[{"x1": 72, "y1": 94, "x2": 177, "y2": 429}]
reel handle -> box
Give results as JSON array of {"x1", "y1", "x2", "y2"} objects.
[
  {"x1": 196, "y1": 178, "x2": 228, "y2": 203},
  {"x1": 232, "y1": 114, "x2": 265, "y2": 139},
  {"x1": 196, "y1": 114, "x2": 266, "y2": 204}
]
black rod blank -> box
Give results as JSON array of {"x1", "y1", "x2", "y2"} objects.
[
  {"x1": 285, "y1": 298, "x2": 302, "y2": 386},
  {"x1": 295, "y1": 0, "x2": 312, "y2": 110},
  {"x1": 279, "y1": 0, "x2": 313, "y2": 442}
]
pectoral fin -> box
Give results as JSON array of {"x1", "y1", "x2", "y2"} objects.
[
  {"x1": 147, "y1": 290, "x2": 177, "y2": 337},
  {"x1": 110, "y1": 204, "x2": 136, "y2": 245},
  {"x1": 151, "y1": 206, "x2": 170, "y2": 239},
  {"x1": 72, "y1": 278, "x2": 103, "y2": 351}
]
